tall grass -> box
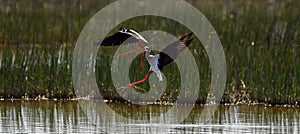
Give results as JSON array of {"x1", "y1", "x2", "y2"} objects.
[{"x1": 0, "y1": 0, "x2": 299, "y2": 104}]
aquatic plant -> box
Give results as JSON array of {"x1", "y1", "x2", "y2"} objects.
[{"x1": 0, "y1": 0, "x2": 299, "y2": 105}]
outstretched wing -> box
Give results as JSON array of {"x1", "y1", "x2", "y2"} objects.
[
  {"x1": 158, "y1": 32, "x2": 194, "y2": 70},
  {"x1": 126, "y1": 29, "x2": 149, "y2": 43},
  {"x1": 96, "y1": 32, "x2": 139, "y2": 46}
]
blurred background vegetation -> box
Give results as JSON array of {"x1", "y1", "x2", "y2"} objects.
[{"x1": 0, "y1": 0, "x2": 299, "y2": 105}]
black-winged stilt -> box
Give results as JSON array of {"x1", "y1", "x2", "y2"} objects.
[
  {"x1": 99, "y1": 27, "x2": 149, "y2": 69},
  {"x1": 100, "y1": 27, "x2": 148, "y2": 47},
  {"x1": 121, "y1": 32, "x2": 194, "y2": 89}
]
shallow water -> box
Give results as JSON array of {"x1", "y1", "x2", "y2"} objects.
[{"x1": 0, "y1": 100, "x2": 299, "y2": 133}]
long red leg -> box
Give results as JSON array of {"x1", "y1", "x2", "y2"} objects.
[
  {"x1": 114, "y1": 41, "x2": 144, "y2": 70},
  {"x1": 122, "y1": 71, "x2": 152, "y2": 88},
  {"x1": 139, "y1": 40, "x2": 144, "y2": 70},
  {"x1": 139, "y1": 49, "x2": 144, "y2": 70},
  {"x1": 115, "y1": 43, "x2": 139, "y2": 57}
]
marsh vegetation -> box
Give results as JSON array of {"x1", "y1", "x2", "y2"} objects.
[{"x1": 0, "y1": 0, "x2": 299, "y2": 105}]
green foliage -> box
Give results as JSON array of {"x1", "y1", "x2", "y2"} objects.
[{"x1": 0, "y1": 0, "x2": 299, "y2": 104}]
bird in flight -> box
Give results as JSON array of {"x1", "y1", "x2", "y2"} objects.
[
  {"x1": 121, "y1": 32, "x2": 194, "y2": 89},
  {"x1": 100, "y1": 27, "x2": 148, "y2": 47},
  {"x1": 98, "y1": 27, "x2": 149, "y2": 69}
]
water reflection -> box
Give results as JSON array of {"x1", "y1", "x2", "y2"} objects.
[{"x1": 0, "y1": 100, "x2": 299, "y2": 133}]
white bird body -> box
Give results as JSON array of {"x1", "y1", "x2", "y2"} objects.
[
  {"x1": 144, "y1": 46, "x2": 163, "y2": 81},
  {"x1": 121, "y1": 33, "x2": 193, "y2": 89}
]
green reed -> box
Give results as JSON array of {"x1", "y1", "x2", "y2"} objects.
[{"x1": 0, "y1": 0, "x2": 299, "y2": 105}]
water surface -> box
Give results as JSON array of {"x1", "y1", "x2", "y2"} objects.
[{"x1": 0, "y1": 100, "x2": 299, "y2": 133}]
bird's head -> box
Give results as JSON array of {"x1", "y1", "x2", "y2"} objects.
[
  {"x1": 119, "y1": 27, "x2": 149, "y2": 44},
  {"x1": 119, "y1": 27, "x2": 127, "y2": 33},
  {"x1": 144, "y1": 46, "x2": 151, "y2": 52}
]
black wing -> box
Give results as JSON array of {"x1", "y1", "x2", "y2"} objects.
[
  {"x1": 158, "y1": 32, "x2": 194, "y2": 70},
  {"x1": 97, "y1": 32, "x2": 139, "y2": 46}
]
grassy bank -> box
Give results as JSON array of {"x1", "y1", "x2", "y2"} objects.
[{"x1": 0, "y1": 0, "x2": 299, "y2": 105}]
